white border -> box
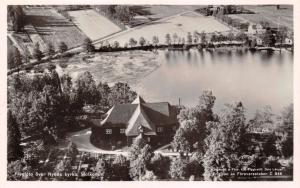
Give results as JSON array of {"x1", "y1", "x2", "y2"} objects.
[{"x1": 0, "y1": 0, "x2": 299, "y2": 188}]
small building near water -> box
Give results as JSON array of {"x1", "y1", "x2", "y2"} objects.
[{"x1": 90, "y1": 96, "x2": 179, "y2": 149}]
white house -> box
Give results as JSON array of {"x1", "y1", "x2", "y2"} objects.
[
  {"x1": 248, "y1": 24, "x2": 266, "y2": 35},
  {"x1": 284, "y1": 37, "x2": 293, "y2": 45},
  {"x1": 256, "y1": 37, "x2": 263, "y2": 46}
]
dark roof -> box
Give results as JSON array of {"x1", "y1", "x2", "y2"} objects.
[
  {"x1": 99, "y1": 102, "x2": 178, "y2": 130},
  {"x1": 102, "y1": 104, "x2": 138, "y2": 127},
  {"x1": 141, "y1": 103, "x2": 178, "y2": 126}
]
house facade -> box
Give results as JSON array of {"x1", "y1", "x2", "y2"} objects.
[{"x1": 90, "y1": 96, "x2": 179, "y2": 149}]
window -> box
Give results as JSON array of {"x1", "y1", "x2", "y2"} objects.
[
  {"x1": 106, "y1": 129, "x2": 112, "y2": 134},
  {"x1": 120, "y1": 128, "x2": 125, "y2": 134},
  {"x1": 157, "y1": 127, "x2": 163, "y2": 133}
]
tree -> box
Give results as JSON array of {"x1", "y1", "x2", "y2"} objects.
[
  {"x1": 108, "y1": 82, "x2": 137, "y2": 106},
  {"x1": 187, "y1": 152, "x2": 204, "y2": 179},
  {"x1": 111, "y1": 155, "x2": 130, "y2": 180},
  {"x1": 172, "y1": 126, "x2": 192, "y2": 154},
  {"x1": 96, "y1": 82, "x2": 111, "y2": 107},
  {"x1": 275, "y1": 104, "x2": 293, "y2": 157},
  {"x1": 129, "y1": 38, "x2": 137, "y2": 48},
  {"x1": 58, "y1": 42, "x2": 68, "y2": 53},
  {"x1": 139, "y1": 37, "x2": 146, "y2": 46},
  {"x1": 94, "y1": 158, "x2": 111, "y2": 180},
  {"x1": 7, "y1": 110, "x2": 23, "y2": 162},
  {"x1": 114, "y1": 5, "x2": 134, "y2": 23},
  {"x1": 203, "y1": 102, "x2": 247, "y2": 180},
  {"x1": 248, "y1": 105, "x2": 275, "y2": 132},
  {"x1": 7, "y1": 160, "x2": 33, "y2": 180},
  {"x1": 262, "y1": 28, "x2": 276, "y2": 47},
  {"x1": 83, "y1": 38, "x2": 95, "y2": 52},
  {"x1": 169, "y1": 156, "x2": 188, "y2": 180},
  {"x1": 46, "y1": 42, "x2": 55, "y2": 57},
  {"x1": 140, "y1": 170, "x2": 158, "y2": 181},
  {"x1": 187, "y1": 32, "x2": 193, "y2": 44},
  {"x1": 54, "y1": 159, "x2": 74, "y2": 180},
  {"x1": 173, "y1": 90, "x2": 216, "y2": 153},
  {"x1": 33, "y1": 43, "x2": 43, "y2": 60},
  {"x1": 128, "y1": 138, "x2": 153, "y2": 180},
  {"x1": 193, "y1": 31, "x2": 199, "y2": 43},
  {"x1": 227, "y1": 32, "x2": 235, "y2": 41},
  {"x1": 149, "y1": 153, "x2": 170, "y2": 179},
  {"x1": 211, "y1": 33, "x2": 217, "y2": 42},
  {"x1": 152, "y1": 36, "x2": 159, "y2": 46},
  {"x1": 165, "y1": 33, "x2": 171, "y2": 45},
  {"x1": 66, "y1": 142, "x2": 78, "y2": 164},
  {"x1": 112, "y1": 41, "x2": 120, "y2": 48},
  {"x1": 172, "y1": 33, "x2": 179, "y2": 44},
  {"x1": 75, "y1": 71, "x2": 98, "y2": 105},
  {"x1": 276, "y1": 26, "x2": 288, "y2": 51},
  {"x1": 200, "y1": 31, "x2": 207, "y2": 44},
  {"x1": 235, "y1": 32, "x2": 248, "y2": 42},
  {"x1": 8, "y1": 45, "x2": 22, "y2": 69}
]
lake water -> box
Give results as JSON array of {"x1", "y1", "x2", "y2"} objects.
[{"x1": 132, "y1": 49, "x2": 293, "y2": 117}]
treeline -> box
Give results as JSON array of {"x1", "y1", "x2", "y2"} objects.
[
  {"x1": 7, "y1": 68, "x2": 136, "y2": 163},
  {"x1": 84, "y1": 31, "x2": 249, "y2": 53}
]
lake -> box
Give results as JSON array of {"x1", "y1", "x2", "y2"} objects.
[
  {"x1": 56, "y1": 49, "x2": 293, "y2": 118},
  {"x1": 132, "y1": 49, "x2": 293, "y2": 117}
]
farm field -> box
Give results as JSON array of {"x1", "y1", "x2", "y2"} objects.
[
  {"x1": 24, "y1": 7, "x2": 87, "y2": 50},
  {"x1": 131, "y1": 5, "x2": 205, "y2": 20},
  {"x1": 239, "y1": 5, "x2": 293, "y2": 30},
  {"x1": 100, "y1": 12, "x2": 231, "y2": 47},
  {"x1": 68, "y1": 9, "x2": 122, "y2": 41}
]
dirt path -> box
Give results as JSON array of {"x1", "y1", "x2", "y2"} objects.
[{"x1": 68, "y1": 128, "x2": 181, "y2": 157}]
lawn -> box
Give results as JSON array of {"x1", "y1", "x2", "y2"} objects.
[
  {"x1": 68, "y1": 9, "x2": 122, "y2": 41},
  {"x1": 238, "y1": 5, "x2": 293, "y2": 30},
  {"x1": 24, "y1": 7, "x2": 87, "y2": 50},
  {"x1": 100, "y1": 12, "x2": 231, "y2": 47}
]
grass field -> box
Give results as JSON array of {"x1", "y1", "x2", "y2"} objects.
[
  {"x1": 102, "y1": 12, "x2": 231, "y2": 47},
  {"x1": 24, "y1": 7, "x2": 87, "y2": 50},
  {"x1": 131, "y1": 5, "x2": 205, "y2": 20},
  {"x1": 239, "y1": 5, "x2": 293, "y2": 30},
  {"x1": 68, "y1": 9, "x2": 122, "y2": 41}
]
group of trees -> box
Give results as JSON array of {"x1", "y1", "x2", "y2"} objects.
[
  {"x1": 7, "y1": 79, "x2": 293, "y2": 180},
  {"x1": 97, "y1": 5, "x2": 135, "y2": 23},
  {"x1": 210, "y1": 32, "x2": 248, "y2": 43},
  {"x1": 7, "y1": 68, "x2": 137, "y2": 172},
  {"x1": 171, "y1": 90, "x2": 293, "y2": 180},
  {"x1": 8, "y1": 44, "x2": 22, "y2": 69},
  {"x1": 33, "y1": 41, "x2": 68, "y2": 61}
]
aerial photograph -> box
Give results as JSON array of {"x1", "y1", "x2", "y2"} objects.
[{"x1": 7, "y1": 4, "x2": 293, "y2": 181}]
